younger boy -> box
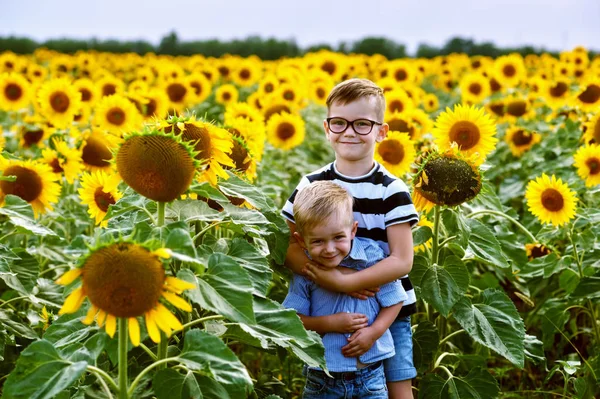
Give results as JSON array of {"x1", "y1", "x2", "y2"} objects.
[
  {"x1": 282, "y1": 78, "x2": 419, "y2": 398},
  {"x1": 283, "y1": 181, "x2": 407, "y2": 398}
]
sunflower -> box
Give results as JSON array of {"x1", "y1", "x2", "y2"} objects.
[
  {"x1": 573, "y1": 144, "x2": 600, "y2": 187},
  {"x1": 158, "y1": 116, "x2": 234, "y2": 186},
  {"x1": 56, "y1": 242, "x2": 195, "y2": 345},
  {"x1": 0, "y1": 52, "x2": 21, "y2": 73},
  {"x1": 97, "y1": 75, "x2": 125, "y2": 97},
  {"x1": 553, "y1": 62, "x2": 574, "y2": 80},
  {"x1": 223, "y1": 134, "x2": 258, "y2": 182},
  {"x1": 226, "y1": 117, "x2": 266, "y2": 163},
  {"x1": 386, "y1": 60, "x2": 416, "y2": 84},
  {"x1": 0, "y1": 72, "x2": 31, "y2": 111},
  {"x1": 386, "y1": 112, "x2": 417, "y2": 139},
  {"x1": 525, "y1": 174, "x2": 577, "y2": 227},
  {"x1": 459, "y1": 74, "x2": 491, "y2": 104},
  {"x1": 583, "y1": 113, "x2": 600, "y2": 144},
  {"x1": 504, "y1": 96, "x2": 536, "y2": 121},
  {"x1": 432, "y1": 104, "x2": 497, "y2": 165},
  {"x1": 231, "y1": 59, "x2": 262, "y2": 87},
  {"x1": 258, "y1": 74, "x2": 280, "y2": 96},
  {"x1": 131, "y1": 88, "x2": 169, "y2": 121},
  {"x1": 573, "y1": 80, "x2": 600, "y2": 112},
  {"x1": 224, "y1": 102, "x2": 265, "y2": 126},
  {"x1": 266, "y1": 112, "x2": 305, "y2": 151},
  {"x1": 0, "y1": 159, "x2": 61, "y2": 217},
  {"x1": 37, "y1": 78, "x2": 82, "y2": 129},
  {"x1": 41, "y1": 139, "x2": 84, "y2": 184},
  {"x1": 375, "y1": 132, "x2": 416, "y2": 177},
  {"x1": 421, "y1": 93, "x2": 439, "y2": 113},
  {"x1": 505, "y1": 127, "x2": 541, "y2": 157},
  {"x1": 80, "y1": 129, "x2": 121, "y2": 173},
  {"x1": 78, "y1": 170, "x2": 122, "y2": 226},
  {"x1": 117, "y1": 128, "x2": 199, "y2": 201},
  {"x1": 73, "y1": 78, "x2": 100, "y2": 109},
  {"x1": 215, "y1": 84, "x2": 239, "y2": 106},
  {"x1": 413, "y1": 151, "x2": 482, "y2": 208},
  {"x1": 414, "y1": 216, "x2": 434, "y2": 253},
  {"x1": 19, "y1": 117, "x2": 50, "y2": 149},
  {"x1": 543, "y1": 77, "x2": 571, "y2": 109},
  {"x1": 185, "y1": 73, "x2": 212, "y2": 105},
  {"x1": 262, "y1": 98, "x2": 294, "y2": 122},
  {"x1": 93, "y1": 94, "x2": 141, "y2": 136},
  {"x1": 163, "y1": 79, "x2": 192, "y2": 112},
  {"x1": 26, "y1": 63, "x2": 48, "y2": 84},
  {"x1": 385, "y1": 89, "x2": 414, "y2": 114},
  {"x1": 407, "y1": 108, "x2": 434, "y2": 140},
  {"x1": 412, "y1": 189, "x2": 436, "y2": 213},
  {"x1": 494, "y1": 54, "x2": 526, "y2": 88}
]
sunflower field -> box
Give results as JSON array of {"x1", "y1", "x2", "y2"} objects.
[{"x1": 0, "y1": 47, "x2": 599, "y2": 399}]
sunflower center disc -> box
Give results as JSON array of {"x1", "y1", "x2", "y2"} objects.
[
  {"x1": 503, "y1": 64, "x2": 516, "y2": 77},
  {"x1": 541, "y1": 188, "x2": 564, "y2": 212},
  {"x1": 469, "y1": 83, "x2": 482, "y2": 95},
  {"x1": 395, "y1": 69, "x2": 407, "y2": 81},
  {"x1": 277, "y1": 122, "x2": 295, "y2": 140},
  {"x1": 586, "y1": 158, "x2": 600, "y2": 175},
  {"x1": 379, "y1": 140, "x2": 405, "y2": 165},
  {"x1": 550, "y1": 82, "x2": 568, "y2": 97},
  {"x1": 23, "y1": 129, "x2": 44, "y2": 147},
  {"x1": 94, "y1": 187, "x2": 116, "y2": 212},
  {"x1": 1, "y1": 165, "x2": 43, "y2": 202},
  {"x1": 265, "y1": 104, "x2": 290, "y2": 121},
  {"x1": 449, "y1": 121, "x2": 480, "y2": 150},
  {"x1": 389, "y1": 100, "x2": 404, "y2": 113},
  {"x1": 82, "y1": 243, "x2": 165, "y2": 318},
  {"x1": 227, "y1": 141, "x2": 250, "y2": 171},
  {"x1": 512, "y1": 130, "x2": 533, "y2": 146},
  {"x1": 80, "y1": 89, "x2": 92, "y2": 102},
  {"x1": 389, "y1": 119, "x2": 412, "y2": 135},
  {"x1": 102, "y1": 84, "x2": 116, "y2": 96},
  {"x1": 321, "y1": 61, "x2": 335, "y2": 75},
  {"x1": 82, "y1": 136, "x2": 112, "y2": 167},
  {"x1": 578, "y1": 85, "x2": 600, "y2": 104},
  {"x1": 50, "y1": 92, "x2": 70, "y2": 113},
  {"x1": 507, "y1": 101, "x2": 527, "y2": 117},
  {"x1": 5, "y1": 83, "x2": 22, "y2": 101},
  {"x1": 167, "y1": 83, "x2": 187, "y2": 102},
  {"x1": 50, "y1": 158, "x2": 63, "y2": 173},
  {"x1": 107, "y1": 107, "x2": 126, "y2": 125}
]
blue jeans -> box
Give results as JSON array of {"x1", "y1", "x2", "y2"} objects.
[
  {"x1": 302, "y1": 361, "x2": 388, "y2": 398},
  {"x1": 384, "y1": 317, "x2": 417, "y2": 382}
]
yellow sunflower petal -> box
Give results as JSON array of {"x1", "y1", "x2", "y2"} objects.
[
  {"x1": 152, "y1": 248, "x2": 172, "y2": 259},
  {"x1": 128, "y1": 317, "x2": 140, "y2": 347},
  {"x1": 82, "y1": 304, "x2": 98, "y2": 325},
  {"x1": 97, "y1": 310, "x2": 107, "y2": 327},
  {"x1": 156, "y1": 303, "x2": 184, "y2": 331},
  {"x1": 162, "y1": 291, "x2": 192, "y2": 312},
  {"x1": 145, "y1": 311, "x2": 161, "y2": 343},
  {"x1": 105, "y1": 314, "x2": 117, "y2": 338},
  {"x1": 151, "y1": 308, "x2": 172, "y2": 336},
  {"x1": 56, "y1": 268, "x2": 82, "y2": 285},
  {"x1": 58, "y1": 286, "x2": 86, "y2": 315},
  {"x1": 165, "y1": 276, "x2": 196, "y2": 293}
]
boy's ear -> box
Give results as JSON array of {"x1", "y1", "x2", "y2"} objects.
[
  {"x1": 323, "y1": 119, "x2": 330, "y2": 136},
  {"x1": 376, "y1": 123, "x2": 389, "y2": 142},
  {"x1": 293, "y1": 231, "x2": 307, "y2": 248},
  {"x1": 350, "y1": 221, "x2": 358, "y2": 238}
]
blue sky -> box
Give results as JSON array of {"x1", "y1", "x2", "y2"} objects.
[{"x1": 1, "y1": 0, "x2": 599, "y2": 54}]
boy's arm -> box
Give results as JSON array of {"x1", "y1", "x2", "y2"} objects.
[
  {"x1": 299, "y1": 313, "x2": 368, "y2": 335},
  {"x1": 305, "y1": 222, "x2": 414, "y2": 292},
  {"x1": 341, "y1": 302, "x2": 403, "y2": 357}
]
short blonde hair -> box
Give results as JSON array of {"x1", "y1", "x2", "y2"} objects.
[
  {"x1": 326, "y1": 78, "x2": 386, "y2": 121},
  {"x1": 293, "y1": 181, "x2": 354, "y2": 235}
]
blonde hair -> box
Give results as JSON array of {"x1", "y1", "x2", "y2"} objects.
[
  {"x1": 293, "y1": 181, "x2": 354, "y2": 235},
  {"x1": 326, "y1": 78, "x2": 386, "y2": 121}
]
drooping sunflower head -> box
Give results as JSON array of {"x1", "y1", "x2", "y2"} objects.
[
  {"x1": 432, "y1": 104, "x2": 498, "y2": 165},
  {"x1": 37, "y1": 78, "x2": 82, "y2": 129},
  {"x1": 374, "y1": 131, "x2": 416, "y2": 177},
  {"x1": 573, "y1": 144, "x2": 600, "y2": 187},
  {"x1": 505, "y1": 126, "x2": 542, "y2": 157},
  {"x1": 413, "y1": 151, "x2": 482, "y2": 208},
  {"x1": 525, "y1": 174, "x2": 578, "y2": 227},
  {"x1": 266, "y1": 112, "x2": 306, "y2": 151},
  {"x1": 78, "y1": 170, "x2": 123, "y2": 227},
  {"x1": 56, "y1": 242, "x2": 195, "y2": 345},
  {"x1": 0, "y1": 72, "x2": 31, "y2": 111},
  {"x1": 116, "y1": 128, "x2": 199, "y2": 201},
  {"x1": 158, "y1": 116, "x2": 234, "y2": 186},
  {"x1": 0, "y1": 159, "x2": 62, "y2": 217}
]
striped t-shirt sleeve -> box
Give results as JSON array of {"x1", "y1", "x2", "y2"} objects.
[
  {"x1": 281, "y1": 175, "x2": 311, "y2": 223},
  {"x1": 384, "y1": 179, "x2": 419, "y2": 227}
]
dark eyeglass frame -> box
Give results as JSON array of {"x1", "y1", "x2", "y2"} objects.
[{"x1": 326, "y1": 117, "x2": 383, "y2": 135}]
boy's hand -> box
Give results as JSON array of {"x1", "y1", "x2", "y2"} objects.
[
  {"x1": 341, "y1": 327, "x2": 378, "y2": 357},
  {"x1": 348, "y1": 287, "x2": 380, "y2": 300},
  {"x1": 330, "y1": 312, "x2": 369, "y2": 333},
  {"x1": 303, "y1": 261, "x2": 345, "y2": 291}
]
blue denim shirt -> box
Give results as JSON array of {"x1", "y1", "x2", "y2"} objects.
[{"x1": 283, "y1": 237, "x2": 407, "y2": 372}]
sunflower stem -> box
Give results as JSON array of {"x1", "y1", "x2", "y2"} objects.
[
  {"x1": 86, "y1": 365, "x2": 119, "y2": 392},
  {"x1": 431, "y1": 205, "x2": 441, "y2": 266},
  {"x1": 157, "y1": 333, "x2": 168, "y2": 370},
  {"x1": 467, "y1": 209, "x2": 537, "y2": 243},
  {"x1": 157, "y1": 202, "x2": 166, "y2": 227},
  {"x1": 118, "y1": 318, "x2": 128, "y2": 399}
]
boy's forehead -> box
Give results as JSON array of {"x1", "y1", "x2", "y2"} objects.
[{"x1": 328, "y1": 96, "x2": 381, "y2": 119}]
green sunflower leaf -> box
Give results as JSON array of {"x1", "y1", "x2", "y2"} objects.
[
  {"x1": 419, "y1": 367, "x2": 500, "y2": 399},
  {"x1": 464, "y1": 218, "x2": 509, "y2": 268},
  {"x1": 453, "y1": 289, "x2": 525, "y2": 368},
  {"x1": 153, "y1": 369, "x2": 202, "y2": 399},
  {"x1": 413, "y1": 320, "x2": 439, "y2": 371},
  {"x1": 0, "y1": 195, "x2": 57, "y2": 237},
  {"x1": 420, "y1": 255, "x2": 469, "y2": 317},
  {"x1": 2, "y1": 339, "x2": 88, "y2": 399}
]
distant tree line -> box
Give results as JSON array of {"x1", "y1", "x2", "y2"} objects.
[{"x1": 1, "y1": 31, "x2": 594, "y2": 60}]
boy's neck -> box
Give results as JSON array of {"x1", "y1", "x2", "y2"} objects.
[{"x1": 334, "y1": 159, "x2": 375, "y2": 177}]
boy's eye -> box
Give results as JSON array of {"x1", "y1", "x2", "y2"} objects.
[
  {"x1": 311, "y1": 240, "x2": 323, "y2": 245},
  {"x1": 335, "y1": 235, "x2": 345, "y2": 240},
  {"x1": 355, "y1": 120, "x2": 370, "y2": 127},
  {"x1": 330, "y1": 118, "x2": 346, "y2": 126}
]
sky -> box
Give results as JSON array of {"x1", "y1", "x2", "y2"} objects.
[{"x1": 1, "y1": 0, "x2": 599, "y2": 54}]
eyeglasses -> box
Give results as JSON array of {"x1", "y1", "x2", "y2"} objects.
[{"x1": 326, "y1": 117, "x2": 383, "y2": 135}]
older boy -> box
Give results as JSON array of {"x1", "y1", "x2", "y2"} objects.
[
  {"x1": 282, "y1": 78, "x2": 419, "y2": 398},
  {"x1": 283, "y1": 181, "x2": 407, "y2": 398}
]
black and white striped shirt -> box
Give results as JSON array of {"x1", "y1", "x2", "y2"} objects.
[{"x1": 282, "y1": 161, "x2": 420, "y2": 318}]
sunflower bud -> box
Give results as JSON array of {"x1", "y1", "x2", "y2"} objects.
[{"x1": 413, "y1": 152, "x2": 482, "y2": 207}]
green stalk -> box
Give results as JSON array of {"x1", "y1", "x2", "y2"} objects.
[
  {"x1": 467, "y1": 209, "x2": 537, "y2": 243},
  {"x1": 118, "y1": 318, "x2": 128, "y2": 399},
  {"x1": 431, "y1": 205, "x2": 441, "y2": 266},
  {"x1": 127, "y1": 357, "x2": 178, "y2": 397},
  {"x1": 157, "y1": 202, "x2": 166, "y2": 227},
  {"x1": 157, "y1": 333, "x2": 168, "y2": 370}
]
